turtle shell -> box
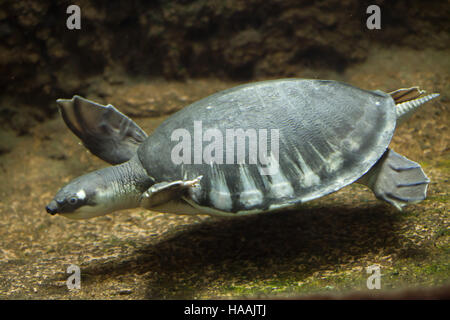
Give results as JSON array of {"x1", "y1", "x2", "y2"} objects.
[{"x1": 138, "y1": 79, "x2": 396, "y2": 215}]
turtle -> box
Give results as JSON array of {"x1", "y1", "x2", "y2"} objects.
[{"x1": 45, "y1": 79, "x2": 439, "y2": 220}]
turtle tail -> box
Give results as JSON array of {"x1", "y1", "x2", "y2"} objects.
[{"x1": 389, "y1": 87, "x2": 440, "y2": 125}]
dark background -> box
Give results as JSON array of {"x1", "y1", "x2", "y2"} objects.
[{"x1": 1, "y1": 0, "x2": 448, "y2": 133}]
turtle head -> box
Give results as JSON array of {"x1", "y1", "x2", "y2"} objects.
[
  {"x1": 46, "y1": 158, "x2": 153, "y2": 220},
  {"x1": 46, "y1": 169, "x2": 117, "y2": 220}
]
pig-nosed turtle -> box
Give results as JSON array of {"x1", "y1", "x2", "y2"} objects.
[{"x1": 46, "y1": 79, "x2": 439, "y2": 219}]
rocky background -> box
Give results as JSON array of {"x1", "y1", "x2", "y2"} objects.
[{"x1": 0, "y1": 0, "x2": 449, "y2": 134}]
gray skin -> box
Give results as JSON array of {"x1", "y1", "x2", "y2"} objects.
[{"x1": 46, "y1": 79, "x2": 439, "y2": 220}]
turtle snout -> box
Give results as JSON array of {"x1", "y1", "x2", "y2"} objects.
[{"x1": 46, "y1": 200, "x2": 58, "y2": 215}]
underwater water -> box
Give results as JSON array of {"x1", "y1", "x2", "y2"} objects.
[{"x1": 0, "y1": 1, "x2": 448, "y2": 299}]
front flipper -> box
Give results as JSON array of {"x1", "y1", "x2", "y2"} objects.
[
  {"x1": 358, "y1": 149, "x2": 430, "y2": 210},
  {"x1": 57, "y1": 95, "x2": 148, "y2": 165},
  {"x1": 140, "y1": 176, "x2": 202, "y2": 210}
]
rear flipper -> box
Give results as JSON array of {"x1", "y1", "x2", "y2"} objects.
[{"x1": 358, "y1": 149, "x2": 430, "y2": 210}]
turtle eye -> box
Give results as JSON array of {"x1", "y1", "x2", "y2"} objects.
[{"x1": 69, "y1": 197, "x2": 78, "y2": 205}]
